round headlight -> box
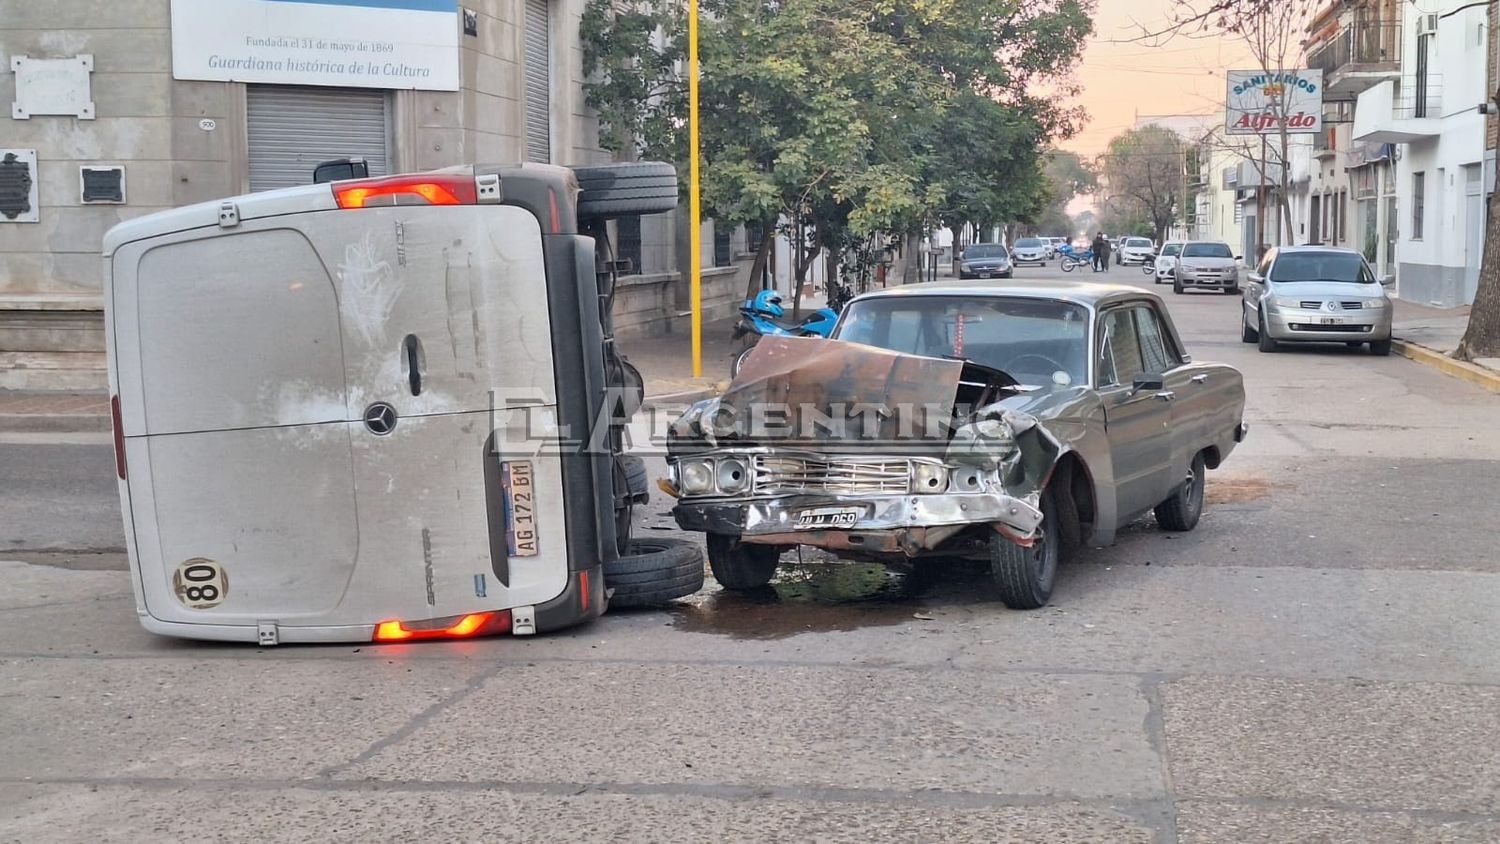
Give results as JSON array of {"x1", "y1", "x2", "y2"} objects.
[
  {"x1": 913, "y1": 462, "x2": 949, "y2": 494},
  {"x1": 716, "y1": 458, "x2": 751, "y2": 494},
  {"x1": 679, "y1": 460, "x2": 715, "y2": 496}
]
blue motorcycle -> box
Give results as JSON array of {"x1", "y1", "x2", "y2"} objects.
[
  {"x1": 731, "y1": 290, "x2": 839, "y2": 377},
  {"x1": 1056, "y1": 244, "x2": 1095, "y2": 273}
]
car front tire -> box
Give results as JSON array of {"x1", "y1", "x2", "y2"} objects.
[
  {"x1": 1173, "y1": 277, "x2": 1185, "y2": 294},
  {"x1": 706, "y1": 534, "x2": 781, "y2": 591},
  {"x1": 1257, "y1": 313, "x2": 1278, "y2": 352},
  {"x1": 1370, "y1": 338, "x2": 1393, "y2": 356},
  {"x1": 989, "y1": 488, "x2": 1058, "y2": 610}
]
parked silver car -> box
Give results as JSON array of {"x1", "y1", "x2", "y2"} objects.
[
  {"x1": 668, "y1": 281, "x2": 1248, "y2": 609},
  {"x1": 1173, "y1": 241, "x2": 1242, "y2": 294},
  {"x1": 1012, "y1": 237, "x2": 1050, "y2": 266},
  {"x1": 1240, "y1": 246, "x2": 1395, "y2": 355}
]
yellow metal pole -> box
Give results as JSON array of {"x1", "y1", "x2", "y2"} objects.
[{"x1": 688, "y1": 0, "x2": 703, "y2": 378}]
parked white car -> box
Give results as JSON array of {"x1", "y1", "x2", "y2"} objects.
[
  {"x1": 1153, "y1": 241, "x2": 1184, "y2": 283},
  {"x1": 1117, "y1": 237, "x2": 1156, "y2": 266}
]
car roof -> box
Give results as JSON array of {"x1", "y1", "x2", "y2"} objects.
[
  {"x1": 851, "y1": 279, "x2": 1159, "y2": 310},
  {"x1": 1271, "y1": 245, "x2": 1364, "y2": 255}
]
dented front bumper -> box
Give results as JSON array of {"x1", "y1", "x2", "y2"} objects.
[{"x1": 673, "y1": 490, "x2": 1044, "y2": 556}]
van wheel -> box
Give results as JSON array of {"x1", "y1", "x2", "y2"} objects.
[
  {"x1": 706, "y1": 534, "x2": 781, "y2": 590},
  {"x1": 989, "y1": 487, "x2": 1058, "y2": 610},
  {"x1": 605, "y1": 538, "x2": 705, "y2": 607},
  {"x1": 1155, "y1": 452, "x2": 1206, "y2": 532},
  {"x1": 574, "y1": 163, "x2": 679, "y2": 220}
]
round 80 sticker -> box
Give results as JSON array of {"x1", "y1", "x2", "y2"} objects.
[{"x1": 173, "y1": 558, "x2": 228, "y2": 610}]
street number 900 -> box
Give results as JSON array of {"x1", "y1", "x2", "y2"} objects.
[{"x1": 173, "y1": 558, "x2": 228, "y2": 610}]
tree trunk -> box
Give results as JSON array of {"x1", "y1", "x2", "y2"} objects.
[
  {"x1": 902, "y1": 232, "x2": 919, "y2": 285},
  {"x1": 743, "y1": 221, "x2": 774, "y2": 302},
  {"x1": 1456, "y1": 165, "x2": 1500, "y2": 360}
]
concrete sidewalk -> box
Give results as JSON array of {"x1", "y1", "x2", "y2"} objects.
[
  {"x1": 1391, "y1": 299, "x2": 1500, "y2": 394},
  {"x1": 0, "y1": 390, "x2": 110, "y2": 434}
]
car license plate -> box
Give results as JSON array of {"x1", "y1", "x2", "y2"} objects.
[
  {"x1": 1318, "y1": 317, "x2": 1346, "y2": 325},
  {"x1": 979, "y1": 272, "x2": 991, "y2": 279},
  {"x1": 796, "y1": 507, "x2": 863, "y2": 530},
  {"x1": 502, "y1": 461, "x2": 539, "y2": 557}
]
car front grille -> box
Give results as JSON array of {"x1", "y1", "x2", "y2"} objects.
[
  {"x1": 753, "y1": 455, "x2": 914, "y2": 495},
  {"x1": 1298, "y1": 301, "x2": 1370, "y2": 311}
]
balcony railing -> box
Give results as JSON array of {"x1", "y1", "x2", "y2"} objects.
[{"x1": 1307, "y1": 20, "x2": 1402, "y2": 97}]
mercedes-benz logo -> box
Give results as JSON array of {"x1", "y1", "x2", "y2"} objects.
[{"x1": 363, "y1": 402, "x2": 398, "y2": 435}]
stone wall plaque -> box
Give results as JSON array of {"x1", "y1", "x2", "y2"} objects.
[
  {"x1": 0, "y1": 150, "x2": 39, "y2": 223},
  {"x1": 11, "y1": 55, "x2": 95, "y2": 120},
  {"x1": 81, "y1": 166, "x2": 126, "y2": 204}
]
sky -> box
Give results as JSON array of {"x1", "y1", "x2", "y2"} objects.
[{"x1": 1064, "y1": 0, "x2": 1260, "y2": 160}]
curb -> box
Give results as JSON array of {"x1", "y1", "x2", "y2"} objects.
[
  {"x1": 1392, "y1": 339, "x2": 1500, "y2": 395},
  {"x1": 641, "y1": 385, "x2": 724, "y2": 412},
  {"x1": 0, "y1": 412, "x2": 111, "y2": 435}
]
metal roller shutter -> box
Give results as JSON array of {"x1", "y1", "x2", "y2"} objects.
[
  {"x1": 524, "y1": 0, "x2": 551, "y2": 163},
  {"x1": 247, "y1": 86, "x2": 391, "y2": 192}
]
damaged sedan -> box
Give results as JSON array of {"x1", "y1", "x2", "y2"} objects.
[{"x1": 668, "y1": 281, "x2": 1248, "y2": 609}]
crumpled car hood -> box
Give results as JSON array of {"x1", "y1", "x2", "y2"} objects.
[{"x1": 696, "y1": 335, "x2": 1016, "y2": 451}]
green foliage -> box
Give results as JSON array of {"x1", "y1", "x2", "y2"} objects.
[{"x1": 581, "y1": 0, "x2": 1094, "y2": 277}]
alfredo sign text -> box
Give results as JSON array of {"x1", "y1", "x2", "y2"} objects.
[{"x1": 1225, "y1": 70, "x2": 1324, "y2": 136}]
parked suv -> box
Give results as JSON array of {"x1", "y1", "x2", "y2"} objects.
[
  {"x1": 1173, "y1": 241, "x2": 1242, "y2": 294},
  {"x1": 1241, "y1": 246, "x2": 1395, "y2": 355}
]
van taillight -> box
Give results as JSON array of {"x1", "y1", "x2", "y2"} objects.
[
  {"x1": 111, "y1": 395, "x2": 127, "y2": 480},
  {"x1": 372, "y1": 611, "x2": 511, "y2": 642},
  {"x1": 333, "y1": 174, "x2": 477, "y2": 209}
]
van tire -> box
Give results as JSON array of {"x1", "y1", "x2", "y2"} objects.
[
  {"x1": 618, "y1": 455, "x2": 650, "y2": 504},
  {"x1": 574, "y1": 163, "x2": 679, "y2": 220},
  {"x1": 605, "y1": 538, "x2": 705, "y2": 607}
]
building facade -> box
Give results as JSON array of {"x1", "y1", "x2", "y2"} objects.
[
  {"x1": 0, "y1": 0, "x2": 732, "y2": 389},
  {"x1": 1354, "y1": 0, "x2": 1489, "y2": 305}
]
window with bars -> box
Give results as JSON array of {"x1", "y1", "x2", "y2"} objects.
[
  {"x1": 1412, "y1": 172, "x2": 1425, "y2": 240},
  {"x1": 713, "y1": 224, "x2": 733, "y2": 267},
  {"x1": 617, "y1": 215, "x2": 642, "y2": 275}
]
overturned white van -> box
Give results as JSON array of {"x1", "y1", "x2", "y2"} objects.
[{"x1": 103, "y1": 163, "x2": 700, "y2": 644}]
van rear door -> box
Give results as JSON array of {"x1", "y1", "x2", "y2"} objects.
[{"x1": 111, "y1": 224, "x2": 361, "y2": 625}]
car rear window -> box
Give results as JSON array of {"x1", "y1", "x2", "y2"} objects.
[{"x1": 1183, "y1": 243, "x2": 1233, "y2": 258}]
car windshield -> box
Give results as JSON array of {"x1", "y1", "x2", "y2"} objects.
[
  {"x1": 964, "y1": 245, "x2": 1008, "y2": 259},
  {"x1": 834, "y1": 295, "x2": 1089, "y2": 387},
  {"x1": 1162, "y1": 244, "x2": 1182, "y2": 257},
  {"x1": 1271, "y1": 252, "x2": 1375, "y2": 284},
  {"x1": 1183, "y1": 243, "x2": 1233, "y2": 259},
  {"x1": 1126, "y1": 238, "x2": 1152, "y2": 248},
  {"x1": 1016, "y1": 238, "x2": 1044, "y2": 248}
]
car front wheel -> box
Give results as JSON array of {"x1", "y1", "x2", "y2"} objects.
[
  {"x1": 1257, "y1": 313, "x2": 1278, "y2": 352},
  {"x1": 989, "y1": 488, "x2": 1058, "y2": 610},
  {"x1": 706, "y1": 534, "x2": 781, "y2": 591},
  {"x1": 1370, "y1": 338, "x2": 1393, "y2": 356}
]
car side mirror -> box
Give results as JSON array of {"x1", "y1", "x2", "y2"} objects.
[
  {"x1": 1247, "y1": 272, "x2": 1263, "y2": 284},
  {"x1": 1234, "y1": 255, "x2": 1244, "y2": 262},
  {"x1": 1132, "y1": 373, "x2": 1165, "y2": 393},
  {"x1": 1380, "y1": 274, "x2": 1396, "y2": 287}
]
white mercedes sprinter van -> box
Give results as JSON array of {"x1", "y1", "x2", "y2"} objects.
[{"x1": 103, "y1": 163, "x2": 700, "y2": 644}]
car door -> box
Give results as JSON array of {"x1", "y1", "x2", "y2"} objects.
[
  {"x1": 1132, "y1": 304, "x2": 1201, "y2": 491},
  {"x1": 1243, "y1": 249, "x2": 1276, "y2": 329},
  {"x1": 1096, "y1": 305, "x2": 1175, "y2": 520}
]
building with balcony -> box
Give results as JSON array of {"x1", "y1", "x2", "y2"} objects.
[{"x1": 1354, "y1": 0, "x2": 1489, "y2": 305}]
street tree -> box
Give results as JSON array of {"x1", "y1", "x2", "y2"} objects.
[
  {"x1": 1097, "y1": 126, "x2": 1186, "y2": 244},
  {"x1": 581, "y1": 0, "x2": 1092, "y2": 297}
]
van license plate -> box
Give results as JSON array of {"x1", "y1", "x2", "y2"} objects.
[
  {"x1": 502, "y1": 461, "x2": 539, "y2": 557},
  {"x1": 796, "y1": 507, "x2": 863, "y2": 530}
]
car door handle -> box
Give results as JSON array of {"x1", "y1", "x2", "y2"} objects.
[
  {"x1": 1191, "y1": 374, "x2": 1209, "y2": 384},
  {"x1": 1155, "y1": 391, "x2": 1176, "y2": 402}
]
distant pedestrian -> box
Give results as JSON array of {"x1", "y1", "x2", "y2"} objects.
[{"x1": 1092, "y1": 233, "x2": 1111, "y2": 272}]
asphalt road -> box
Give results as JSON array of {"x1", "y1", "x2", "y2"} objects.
[{"x1": 4, "y1": 262, "x2": 1500, "y2": 842}]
